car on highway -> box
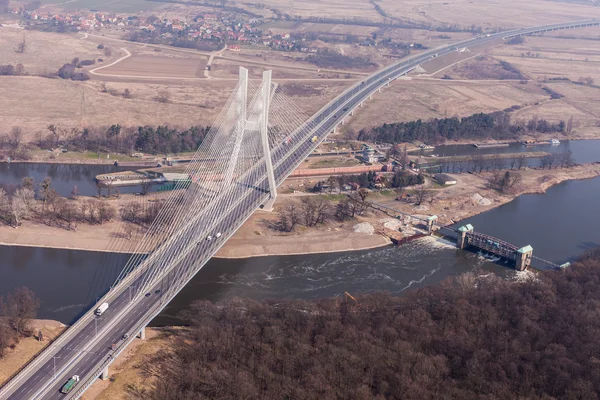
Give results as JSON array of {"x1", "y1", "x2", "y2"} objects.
[
  {"x1": 145, "y1": 293, "x2": 151, "y2": 297},
  {"x1": 216, "y1": 232, "x2": 222, "y2": 238},
  {"x1": 155, "y1": 289, "x2": 161, "y2": 294},
  {"x1": 207, "y1": 235, "x2": 212, "y2": 241},
  {"x1": 122, "y1": 333, "x2": 130, "y2": 340}
]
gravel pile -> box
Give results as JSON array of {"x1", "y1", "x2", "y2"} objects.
[
  {"x1": 353, "y1": 222, "x2": 375, "y2": 235},
  {"x1": 471, "y1": 193, "x2": 491, "y2": 206}
]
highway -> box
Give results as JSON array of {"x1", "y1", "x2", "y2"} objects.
[{"x1": 1, "y1": 18, "x2": 599, "y2": 400}]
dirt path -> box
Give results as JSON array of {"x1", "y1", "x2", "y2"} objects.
[
  {"x1": 89, "y1": 47, "x2": 131, "y2": 77},
  {"x1": 204, "y1": 44, "x2": 228, "y2": 79}
]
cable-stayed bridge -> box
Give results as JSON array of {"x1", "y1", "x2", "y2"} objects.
[{"x1": 1, "y1": 19, "x2": 599, "y2": 400}]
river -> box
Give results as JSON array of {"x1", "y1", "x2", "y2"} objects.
[
  {"x1": 0, "y1": 145, "x2": 599, "y2": 325},
  {"x1": 0, "y1": 237, "x2": 509, "y2": 325},
  {"x1": 412, "y1": 139, "x2": 600, "y2": 173},
  {"x1": 2, "y1": 175, "x2": 599, "y2": 325},
  {"x1": 0, "y1": 163, "x2": 154, "y2": 197}
]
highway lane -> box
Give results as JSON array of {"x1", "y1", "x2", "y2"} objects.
[{"x1": 3, "y1": 18, "x2": 600, "y2": 400}]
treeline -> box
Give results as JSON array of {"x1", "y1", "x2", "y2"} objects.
[
  {"x1": 433, "y1": 150, "x2": 575, "y2": 175},
  {"x1": 0, "y1": 64, "x2": 25, "y2": 76},
  {"x1": 314, "y1": 170, "x2": 423, "y2": 190},
  {"x1": 360, "y1": 111, "x2": 569, "y2": 144},
  {"x1": 0, "y1": 287, "x2": 39, "y2": 358},
  {"x1": 0, "y1": 124, "x2": 211, "y2": 159},
  {"x1": 307, "y1": 50, "x2": 376, "y2": 70},
  {"x1": 134, "y1": 249, "x2": 600, "y2": 400}
]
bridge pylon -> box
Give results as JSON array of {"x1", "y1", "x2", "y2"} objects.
[{"x1": 260, "y1": 69, "x2": 278, "y2": 211}]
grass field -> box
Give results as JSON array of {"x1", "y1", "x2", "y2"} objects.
[
  {"x1": 343, "y1": 79, "x2": 547, "y2": 132},
  {"x1": 100, "y1": 54, "x2": 208, "y2": 79},
  {"x1": 377, "y1": 0, "x2": 600, "y2": 28},
  {"x1": 0, "y1": 27, "x2": 106, "y2": 73}
]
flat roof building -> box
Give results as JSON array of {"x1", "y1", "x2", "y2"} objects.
[{"x1": 434, "y1": 173, "x2": 457, "y2": 185}]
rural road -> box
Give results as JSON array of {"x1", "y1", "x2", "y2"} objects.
[{"x1": 88, "y1": 47, "x2": 132, "y2": 77}]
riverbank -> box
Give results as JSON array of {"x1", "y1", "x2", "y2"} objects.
[
  {"x1": 373, "y1": 162, "x2": 600, "y2": 227},
  {"x1": 0, "y1": 163, "x2": 598, "y2": 257}
]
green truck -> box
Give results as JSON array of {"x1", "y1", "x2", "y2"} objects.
[{"x1": 60, "y1": 375, "x2": 80, "y2": 394}]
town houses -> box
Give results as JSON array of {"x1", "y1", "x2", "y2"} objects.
[{"x1": 12, "y1": 8, "x2": 323, "y2": 53}]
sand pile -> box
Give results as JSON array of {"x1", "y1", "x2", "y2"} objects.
[
  {"x1": 471, "y1": 193, "x2": 492, "y2": 206},
  {"x1": 353, "y1": 222, "x2": 375, "y2": 234}
]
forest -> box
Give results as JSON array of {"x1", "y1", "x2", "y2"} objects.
[
  {"x1": 359, "y1": 111, "x2": 569, "y2": 144},
  {"x1": 134, "y1": 249, "x2": 600, "y2": 399}
]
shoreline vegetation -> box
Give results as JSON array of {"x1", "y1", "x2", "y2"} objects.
[
  {"x1": 0, "y1": 136, "x2": 594, "y2": 166},
  {"x1": 0, "y1": 162, "x2": 598, "y2": 257}
]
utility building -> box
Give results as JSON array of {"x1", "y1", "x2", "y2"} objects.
[{"x1": 435, "y1": 173, "x2": 457, "y2": 185}]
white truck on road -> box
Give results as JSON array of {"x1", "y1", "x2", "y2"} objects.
[{"x1": 95, "y1": 302, "x2": 109, "y2": 316}]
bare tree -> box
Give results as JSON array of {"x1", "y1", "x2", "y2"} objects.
[
  {"x1": 0, "y1": 188, "x2": 8, "y2": 224},
  {"x1": 141, "y1": 180, "x2": 152, "y2": 196},
  {"x1": 412, "y1": 185, "x2": 428, "y2": 206},
  {"x1": 357, "y1": 188, "x2": 369, "y2": 202},
  {"x1": 21, "y1": 177, "x2": 34, "y2": 191},
  {"x1": 96, "y1": 182, "x2": 103, "y2": 198},
  {"x1": 326, "y1": 176, "x2": 338, "y2": 194},
  {"x1": 516, "y1": 156, "x2": 527, "y2": 171},
  {"x1": 14, "y1": 188, "x2": 34, "y2": 211},
  {"x1": 277, "y1": 203, "x2": 301, "y2": 232},
  {"x1": 70, "y1": 185, "x2": 79, "y2": 200},
  {"x1": 301, "y1": 197, "x2": 317, "y2": 227},
  {"x1": 97, "y1": 201, "x2": 116, "y2": 224},
  {"x1": 123, "y1": 222, "x2": 136, "y2": 240},
  {"x1": 39, "y1": 177, "x2": 53, "y2": 203},
  {"x1": 10, "y1": 197, "x2": 27, "y2": 228},
  {"x1": 15, "y1": 37, "x2": 26, "y2": 54},
  {"x1": 9, "y1": 127, "x2": 23, "y2": 149},
  {"x1": 1, "y1": 287, "x2": 39, "y2": 335},
  {"x1": 57, "y1": 199, "x2": 80, "y2": 230},
  {"x1": 343, "y1": 128, "x2": 356, "y2": 143},
  {"x1": 157, "y1": 89, "x2": 171, "y2": 103},
  {"x1": 314, "y1": 198, "x2": 331, "y2": 224}
]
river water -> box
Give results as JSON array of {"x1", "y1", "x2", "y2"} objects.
[
  {"x1": 412, "y1": 139, "x2": 600, "y2": 163},
  {"x1": 0, "y1": 144, "x2": 599, "y2": 325},
  {"x1": 0, "y1": 163, "x2": 153, "y2": 197},
  {"x1": 0, "y1": 238, "x2": 510, "y2": 325}
]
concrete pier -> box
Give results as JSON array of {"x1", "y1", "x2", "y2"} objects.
[
  {"x1": 101, "y1": 366, "x2": 109, "y2": 380},
  {"x1": 138, "y1": 327, "x2": 146, "y2": 340},
  {"x1": 426, "y1": 215, "x2": 438, "y2": 234}
]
